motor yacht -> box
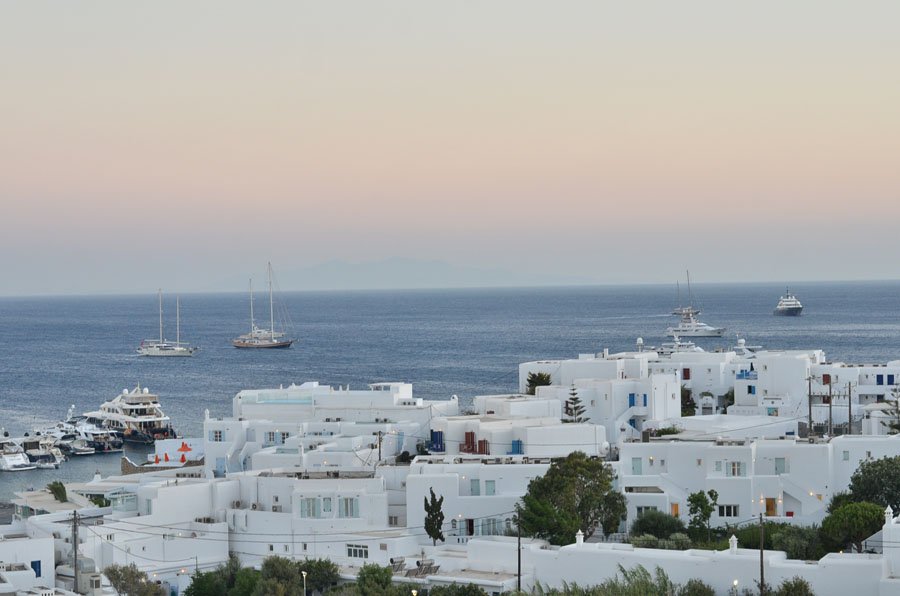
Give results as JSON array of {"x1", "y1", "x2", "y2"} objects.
[
  {"x1": 83, "y1": 386, "x2": 177, "y2": 445},
  {"x1": 0, "y1": 437, "x2": 37, "y2": 471},
  {"x1": 774, "y1": 289, "x2": 803, "y2": 316}
]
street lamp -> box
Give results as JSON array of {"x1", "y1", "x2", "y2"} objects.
[
  {"x1": 301, "y1": 570, "x2": 307, "y2": 595},
  {"x1": 412, "y1": 590, "x2": 418, "y2": 596}
]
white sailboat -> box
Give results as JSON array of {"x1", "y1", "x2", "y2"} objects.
[
  {"x1": 666, "y1": 271, "x2": 726, "y2": 338},
  {"x1": 138, "y1": 290, "x2": 196, "y2": 356},
  {"x1": 232, "y1": 262, "x2": 295, "y2": 349}
]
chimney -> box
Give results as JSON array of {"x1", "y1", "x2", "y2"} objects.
[
  {"x1": 729, "y1": 535, "x2": 738, "y2": 554},
  {"x1": 575, "y1": 530, "x2": 584, "y2": 546}
]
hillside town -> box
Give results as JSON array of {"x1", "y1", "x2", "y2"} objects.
[{"x1": 2, "y1": 341, "x2": 900, "y2": 595}]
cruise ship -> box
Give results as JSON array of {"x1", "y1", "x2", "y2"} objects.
[{"x1": 774, "y1": 289, "x2": 803, "y2": 316}]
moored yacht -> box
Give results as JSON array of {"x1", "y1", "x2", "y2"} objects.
[
  {"x1": 83, "y1": 386, "x2": 177, "y2": 445},
  {"x1": 665, "y1": 313, "x2": 726, "y2": 338},
  {"x1": 232, "y1": 263, "x2": 295, "y2": 349},
  {"x1": 15, "y1": 435, "x2": 65, "y2": 469},
  {"x1": 0, "y1": 437, "x2": 37, "y2": 471},
  {"x1": 774, "y1": 288, "x2": 803, "y2": 316}
]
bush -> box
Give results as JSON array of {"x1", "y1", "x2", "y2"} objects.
[
  {"x1": 630, "y1": 510, "x2": 686, "y2": 539},
  {"x1": 771, "y1": 525, "x2": 825, "y2": 561},
  {"x1": 666, "y1": 532, "x2": 692, "y2": 550},
  {"x1": 630, "y1": 534, "x2": 660, "y2": 548},
  {"x1": 677, "y1": 578, "x2": 716, "y2": 596},
  {"x1": 47, "y1": 481, "x2": 67, "y2": 503},
  {"x1": 775, "y1": 576, "x2": 815, "y2": 596}
]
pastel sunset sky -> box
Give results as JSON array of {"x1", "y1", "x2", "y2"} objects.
[{"x1": 2, "y1": 1, "x2": 899, "y2": 295}]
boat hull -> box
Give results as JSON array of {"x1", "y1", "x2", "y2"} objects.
[
  {"x1": 774, "y1": 307, "x2": 803, "y2": 316},
  {"x1": 232, "y1": 339, "x2": 294, "y2": 349},
  {"x1": 665, "y1": 328, "x2": 726, "y2": 338}
]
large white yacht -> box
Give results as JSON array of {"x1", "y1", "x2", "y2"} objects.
[
  {"x1": 0, "y1": 436, "x2": 37, "y2": 471},
  {"x1": 774, "y1": 289, "x2": 803, "y2": 316},
  {"x1": 15, "y1": 435, "x2": 65, "y2": 469},
  {"x1": 667, "y1": 271, "x2": 725, "y2": 337},
  {"x1": 83, "y1": 386, "x2": 178, "y2": 445},
  {"x1": 666, "y1": 313, "x2": 726, "y2": 337}
]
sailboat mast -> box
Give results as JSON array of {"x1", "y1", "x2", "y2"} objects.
[
  {"x1": 249, "y1": 278, "x2": 254, "y2": 332},
  {"x1": 268, "y1": 262, "x2": 275, "y2": 340},
  {"x1": 686, "y1": 270, "x2": 694, "y2": 311},
  {"x1": 176, "y1": 296, "x2": 181, "y2": 345},
  {"x1": 158, "y1": 289, "x2": 163, "y2": 342}
]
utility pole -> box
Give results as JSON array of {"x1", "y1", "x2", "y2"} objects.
[
  {"x1": 807, "y1": 376, "x2": 813, "y2": 438},
  {"x1": 72, "y1": 510, "x2": 79, "y2": 594},
  {"x1": 828, "y1": 379, "x2": 834, "y2": 436},
  {"x1": 375, "y1": 431, "x2": 383, "y2": 470},
  {"x1": 516, "y1": 514, "x2": 521, "y2": 593},
  {"x1": 759, "y1": 513, "x2": 765, "y2": 596},
  {"x1": 848, "y1": 381, "x2": 853, "y2": 436}
]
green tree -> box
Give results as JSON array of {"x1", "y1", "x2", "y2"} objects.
[
  {"x1": 687, "y1": 489, "x2": 718, "y2": 542},
  {"x1": 252, "y1": 556, "x2": 303, "y2": 596},
  {"x1": 424, "y1": 487, "x2": 446, "y2": 545},
  {"x1": 229, "y1": 568, "x2": 260, "y2": 596},
  {"x1": 184, "y1": 571, "x2": 227, "y2": 596},
  {"x1": 826, "y1": 491, "x2": 853, "y2": 514},
  {"x1": 681, "y1": 386, "x2": 696, "y2": 417},
  {"x1": 848, "y1": 455, "x2": 900, "y2": 510},
  {"x1": 771, "y1": 525, "x2": 825, "y2": 561},
  {"x1": 629, "y1": 509, "x2": 686, "y2": 539},
  {"x1": 103, "y1": 563, "x2": 166, "y2": 596},
  {"x1": 297, "y1": 559, "x2": 339, "y2": 594},
  {"x1": 429, "y1": 584, "x2": 488, "y2": 595},
  {"x1": 526, "y1": 372, "x2": 553, "y2": 395},
  {"x1": 598, "y1": 490, "x2": 627, "y2": 537},
  {"x1": 47, "y1": 481, "x2": 67, "y2": 503},
  {"x1": 353, "y1": 564, "x2": 395, "y2": 594},
  {"x1": 564, "y1": 385, "x2": 589, "y2": 423},
  {"x1": 821, "y1": 501, "x2": 884, "y2": 552},
  {"x1": 518, "y1": 451, "x2": 624, "y2": 544},
  {"x1": 774, "y1": 577, "x2": 816, "y2": 596}
]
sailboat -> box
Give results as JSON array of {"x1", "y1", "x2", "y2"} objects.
[
  {"x1": 232, "y1": 262, "x2": 295, "y2": 349},
  {"x1": 665, "y1": 271, "x2": 726, "y2": 338},
  {"x1": 137, "y1": 290, "x2": 196, "y2": 356}
]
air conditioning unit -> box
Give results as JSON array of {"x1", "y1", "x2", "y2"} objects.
[
  {"x1": 251, "y1": 503, "x2": 258, "y2": 510},
  {"x1": 232, "y1": 500, "x2": 242, "y2": 508},
  {"x1": 272, "y1": 505, "x2": 282, "y2": 513}
]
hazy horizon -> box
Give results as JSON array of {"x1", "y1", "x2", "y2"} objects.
[{"x1": 2, "y1": 1, "x2": 899, "y2": 296}]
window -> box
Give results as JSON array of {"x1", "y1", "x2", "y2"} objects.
[
  {"x1": 266, "y1": 431, "x2": 276, "y2": 444},
  {"x1": 636, "y1": 506, "x2": 658, "y2": 516},
  {"x1": 682, "y1": 368, "x2": 691, "y2": 380},
  {"x1": 470, "y1": 479, "x2": 480, "y2": 496},
  {"x1": 210, "y1": 430, "x2": 223, "y2": 442},
  {"x1": 715, "y1": 461, "x2": 722, "y2": 472},
  {"x1": 485, "y1": 480, "x2": 496, "y2": 496},
  {"x1": 388, "y1": 515, "x2": 399, "y2": 526},
  {"x1": 299, "y1": 498, "x2": 321, "y2": 518},
  {"x1": 451, "y1": 519, "x2": 457, "y2": 530},
  {"x1": 696, "y1": 459, "x2": 703, "y2": 466},
  {"x1": 30, "y1": 560, "x2": 41, "y2": 578},
  {"x1": 843, "y1": 450, "x2": 850, "y2": 462},
  {"x1": 273, "y1": 495, "x2": 279, "y2": 503},
  {"x1": 339, "y1": 497, "x2": 360, "y2": 518},
  {"x1": 268, "y1": 544, "x2": 274, "y2": 552},
  {"x1": 727, "y1": 462, "x2": 746, "y2": 477},
  {"x1": 718, "y1": 505, "x2": 739, "y2": 517},
  {"x1": 322, "y1": 497, "x2": 332, "y2": 513},
  {"x1": 302, "y1": 543, "x2": 307, "y2": 551},
  {"x1": 283, "y1": 545, "x2": 289, "y2": 552},
  {"x1": 347, "y1": 544, "x2": 369, "y2": 559},
  {"x1": 748, "y1": 385, "x2": 756, "y2": 395}
]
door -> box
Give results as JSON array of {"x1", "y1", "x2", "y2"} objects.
[
  {"x1": 670, "y1": 503, "x2": 679, "y2": 517},
  {"x1": 631, "y1": 457, "x2": 642, "y2": 475},
  {"x1": 765, "y1": 498, "x2": 777, "y2": 517},
  {"x1": 775, "y1": 458, "x2": 786, "y2": 475}
]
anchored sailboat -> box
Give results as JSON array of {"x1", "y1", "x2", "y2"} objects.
[
  {"x1": 137, "y1": 290, "x2": 196, "y2": 357},
  {"x1": 232, "y1": 263, "x2": 295, "y2": 349}
]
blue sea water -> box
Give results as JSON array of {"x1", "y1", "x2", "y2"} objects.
[{"x1": 1, "y1": 281, "x2": 899, "y2": 501}]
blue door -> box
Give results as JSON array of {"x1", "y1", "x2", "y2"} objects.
[{"x1": 628, "y1": 393, "x2": 636, "y2": 407}]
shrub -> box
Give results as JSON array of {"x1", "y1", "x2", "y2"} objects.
[
  {"x1": 630, "y1": 534, "x2": 660, "y2": 548},
  {"x1": 677, "y1": 578, "x2": 716, "y2": 596},
  {"x1": 630, "y1": 509, "x2": 686, "y2": 539}
]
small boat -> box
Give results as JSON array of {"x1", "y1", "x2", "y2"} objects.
[
  {"x1": 16, "y1": 435, "x2": 65, "y2": 469},
  {"x1": 232, "y1": 262, "x2": 295, "y2": 349},
  {"x1": 0, "y1": 437, "x2": 37, "y2": 471},
  {"x1": 774, "y1": 288, "x2": 803, "y2": 316},
  {"x1": 138, "y1": 290, "x2": 196, "y2": 356}
]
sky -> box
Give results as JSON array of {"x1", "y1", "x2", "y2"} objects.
[{"x1": 1, "y1": 1, "x2": 899, "y2": 295}]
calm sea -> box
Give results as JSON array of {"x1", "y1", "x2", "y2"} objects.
[{"x1": 1, "y1": 281, "x2": 898, "y2": 501}]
